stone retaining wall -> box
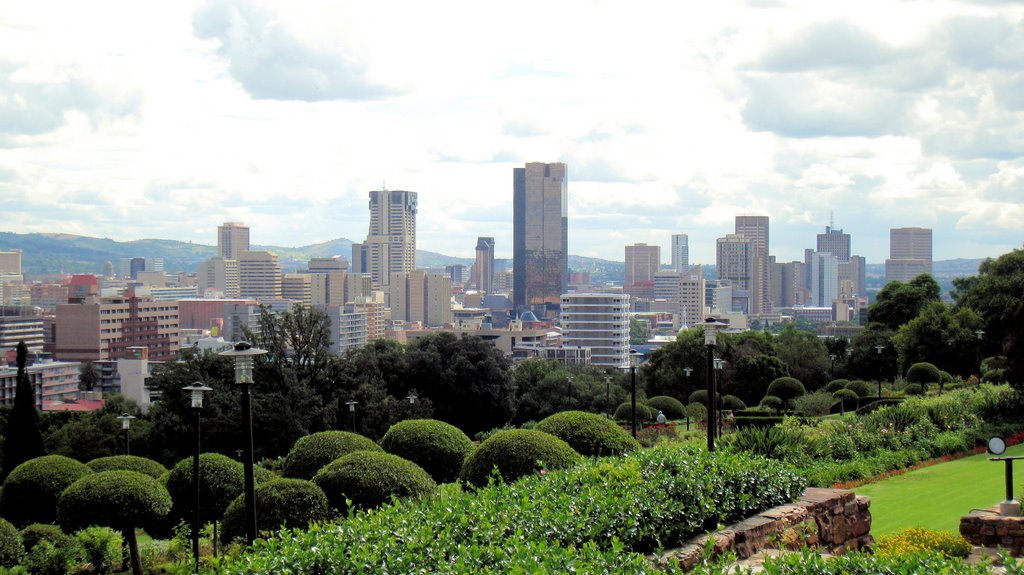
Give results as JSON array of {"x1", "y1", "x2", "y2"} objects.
[
  {"x1": 654, "y1": 487, "x2": 873, "y2": 571},
  {"x1": 960, "y1": 506, "x2": 1024, "y2": 554}
]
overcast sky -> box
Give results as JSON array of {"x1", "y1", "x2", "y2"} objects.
[{"x1": 1, "y1": 1, "x2": 1023, "y2": 264}]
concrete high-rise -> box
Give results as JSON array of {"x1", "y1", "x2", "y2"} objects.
[
  {"x1": 816, "y1": 226, "x2": 851, "y2": 263},
  {"x1": 810, "y1": 252, "x2": 839, "y2": 307},
  {"x1": 716, "y1": 233, "x2": 755, "y2": 314},
  {"x1": 474, "y1": 237, "x2": 495, "y2": 293},
  {"x1": 671, "y1": 234, "x2": 689, "y2": 272},
  {"x1": 198, "y1": 257, "x2": 240, "y2": 298},
  {"x1": 307, "y1": 257, "x2": 348, "y2": 307},
  {"x1": 513, "y1": 162, "x2": 568, "y2": 317},
  {"x1": 238, "y1": 251, "x2": 282, "y2": 300},
  {"x1": 390, "y1": 270, "x2": 452, "y2": 327},
  {"x1": 654, "y1": 266, "x2": 706, "y2": 329},
  {"x1": 0, "y1": 252, "x2": 22, "y2": 275},
  {"x1": 217, "y1": 222, "x2": 250, "y2": 260},
  {"x1": 55, "y1": 291, "x2": 179, "y2": 362},
  {"x1": 885, "y1": 227, "x2": 933, "y2": 283},
  {"x1": 624, "y1": 243, "x2": 661, "y2": 286},
  {"x1": 353, "y1": 189, "x2": 417, "y2": 292},
  {"x1": 559, "y1": 293, "x2": 630, "y2": 367},
  {"x1": 734, "y1": 215, "x2": 770, "y2": 314}
]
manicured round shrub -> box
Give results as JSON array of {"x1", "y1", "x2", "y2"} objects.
[
  {"x1": 687, "y1": 390, "x2": 724, "y2": 408},
  {"x1": 86, "y1": 455, "x2": 168, "y2": 479},
  {"x1": 220, "y1": 478, "x2": 329, "y2": 544},
  {"x1": 613, "y1": 402, "x2": 654, "y2": 422},
  {"x1": 845, "y1": 380, "x2": 872, "y2": 398},
  {"x1": 165, "y1": 453, "x2": 245, "y2": 528},
  {"x1": 0, "y1": 455, "x2": 93, "y2": 527},
  {"x1": 0, "y1": 518, "x2": 22, "y2": 567},
  {"x1": 906, "y1": 362, "x2": 941, "y2": 385},
  {"x1": 535, "y1": 411, "x2": 640, "y2": 457},
  {"x1": 766, "y1": 377, "x2": 806, "y2": 404},
  {"x1": 833, "y1": 389, "x2": 859, "y2": 412},
  {"x1": 824, "y1": 379, "x2": 850, "y2": 393},
  {"x1": 759, "y1": 396, "x2": 783, "y2": 412},
  {"x1": 282, "y1": 431, "x2": 382, "y2": 480},
  {"x1": 20, "y1": 524, "x2": 66, "y2": 552},
  {"x1": 379, "y1": 419, "x2": 474, "y2": 484},
  {"x1": 646, "y1": 396, "x2": 685, "y2": 420},
  {"x1": 685, "y1": 402, "x2": 707, "y2": 421},
  {"x1": 313, "y1": 451, "x2": 436, "y2": 514},
  {"x1": 57, "y1": 471, "x2": 172, "y2": 533},
  {"x1": 904, "y1": 382, "x2": 924, "y2": 396},
  {"x1": 722, "y1": 395, "x2": 747, "y2": 411},
  {"x1": 459, "y1": 429, "x2": 581, "y2": 487}
]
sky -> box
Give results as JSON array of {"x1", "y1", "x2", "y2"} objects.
[{"x1": 1, "y1": 1, "x2": 1023, "y2": 265}]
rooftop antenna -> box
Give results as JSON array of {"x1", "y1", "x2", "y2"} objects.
[
  {"x1": 829, "y1": 211, "x2": 834, "y2": 231},
  {"x1": 382, "y1": 180, "x2": 387, "y2": 191}
]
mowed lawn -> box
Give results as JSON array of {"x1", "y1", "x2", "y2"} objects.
[{"x1": 855, "y1": 442, "x2": 1024, "y2": 536}]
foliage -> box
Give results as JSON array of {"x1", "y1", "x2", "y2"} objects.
[
  {"x1": 2, "y1": 343, "x2": 44, "y2": 482},
  {"x1": 687, "y1": 390, "x2": 722, "y2": 408},
  {"x1": 772, "y1": 325, "x2": 829, "y2": 390},
  {"x1": 42, "y1": 395, "x2": 146, "y2": 463},
  {"x1": 646, "y1": 396, "x2": 685, "y2": 420},
  {"x1": 833, "y1": 389, "x2": 859, "y2": 412},
  {"x1": 211, "y1": 447, "x2": 806, "y2": 574},
  {"x1": 164, "y1": 452, "x2": 245, "y2": 531},
  {"x1": 0, "y1": 519, "x2": 20, "y2": 568},
  {"x1": 685, "y1": 402, "x2": 707, "y2": 422},
  {"x1": 86, "y1": 455, "x2": 167, "y2": 479},
  {"x1": 18, "y1": 524, "x2": 64, "y2": 552},
  {"x1": 824, "y1": 379, "x2": 849, "y2": 392},
  {"x1": 459, "y1": 429, "x2": 581, "y2": 487},
  {"x1": 74, "y1": 526, "x2": 122, "y2": 575},
  {"x1": 0, "y1": 455, "x2": 93, "y2": 527},
  {"x1": 845, "y1": 380, "x2": 872, "y2": 398},
  {"x1": 892, "y1": 303, "x2": 983, "y2": 378},
  {"x1": 722, "y1": 395, "x2": 747, "y2": 411},
  {"x1": 379, "y1": 419, "x2": 474, "y2": 484},
  {"x1": 727, "y1": 426, "x2": 805, "y2": 460},
  {"x1": 22, "y1": 539, "x2": 77, "y2": 575},
  {"x1": 792, "y1": 391, "x2": 837, "y2": 417},
  {"x1": 906, "y1": 362, "x2": 942, "y2": 385},
  {"x1": 875, "y1": 527, "x2": 972, "y2": 558},
  {"x1": 716, "y1": 548, "x2": 1001, "y2": 574},
  {"x1": 312, "y1": 450, "x2": 436, "y2": 514},
  {"x1": 220, "y1": 478, "x2": 329, "y2": 545},
  {"x1": 640, "y1": 327, "x2": 706, "y2": 402},
  {"x1": 77, "y1": 362, "x2": 99, "y2": 393},
  {"x1": 759, "y1": 396, "x2": 783, "y2": 412},
  {"x1": 56, "y1": 470, "x2": 172, "y2": 533},
  {"x1": 510, "y1": 360, "x2": 626, "y2": 424},
  {"x1": 904, "y1": 383, "x2": 924, "y2": 396},
  {"x1": 869, "y1": 274, "x2": 942, "y2": 330},
  {"x1": 766, "y1": 377, "x2": 806, "y2": 405},
  {"x1": 282, "y1": 431, "x2": 382, "y2": 480},
  {"x1": 613, "y1": 402, "x2": 654, "y2": 422},
  {"x1": 535, "y1": 411, "x2": 640, "y2": 457}
]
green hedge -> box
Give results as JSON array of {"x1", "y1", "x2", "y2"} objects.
[
  {"x1": 165, "y1": 453, "x2": 245, "y2": 528},
  {"x1": 379, "y1": 419, "x2": 474, "y2": 484},
  {"x1": 220, "y1": 479, "x2": 329, "y2": 545},
  {"x1": 313, "y1": 451, "x2": 436, "y2": 514},
  {"x1": 0, "y1": 455, "x2": 94, "y2": 527},
  {"x1": 460, "y1": 429, "x2": 581, "y2": 487},
  {"x1": 855, "y1": 398, "x2": 905, "y2": 415},
  {"x1": 0, "y1": 518, "x2": 21, "y2": 568},
  {"x1": 282, "y1": 431, "x2": 382, "y2": 480},
  {"x1": 733, "y1": 416, "x2": 785, "y2": 429},
  {"x1": 56, "y1": 471, "x2": 172, "y2": 533},
  {"x1": 86, "y1": 455, "x2": 168, "y2": 479},
  {"x1": 646, "y1": 396, "x2": 685, "y2": 420},
  {"x1": 212, "y1": 447, "x2": 805, "y2": 574},
  {"x1": 613, "y1": 402, "x2": 654, "y2": 422},
  {"x1": 534, "y1": 411, "x2": 640, "y2": 457}
]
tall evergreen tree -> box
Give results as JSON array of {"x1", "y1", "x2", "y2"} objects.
[{"x1": 2, "y1": 342, "x2": 45, "y2": 479}]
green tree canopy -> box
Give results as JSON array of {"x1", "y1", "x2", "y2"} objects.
[
  {"x1": 868, "y1": 274, "x2": 941, "y2": 330},
  {"x1": 891, "y1": 301, "x2": 983, "y2": 377}
]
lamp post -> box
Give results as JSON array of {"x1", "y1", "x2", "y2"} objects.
[
  {"x1": 713, "y1": 358, "x2": 725, "y2": 439},
  {"x1": 620, "y1": 350, "x2": 644, "y2": 439},
  {"x1": 117, "y1": 414, "x2": 135, "y2": 455},
  {"x1": 976, "y1": 329, "x2": 986, "y2": 374},
  {"x1": 875, "y1": 344, "x2": 885, "y2": 397},
  {"x1": 182, "y1": 382, "x2": 212, "y2": 574},
  {"x1": 346, "y1": 400, "x2": 358, "y2": 432},
  {"x1": 704, "y1": 318, "x2": 726, "y2": 452},
  {"x1": 566, "y1": 375, "x2": 574, "y2": 410},
  {"x1": 829, "y1": 354, "x2": 837, "y2": 381},
  {"x1": 218, "y1": 341, "x2": 267, "y2": 546},
  {"x1": 406, "y1": 392, "x2": 418, "y2": 404},
  {"x1": 604, "y1": 376, "x2": 611, "y2": 414}
]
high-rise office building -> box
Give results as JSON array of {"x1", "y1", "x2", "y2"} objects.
[
  {"x1": 353, "y1": 189, "x2": 417, "y2": 292},
  {"x1": 885, "y1": 227, "x2": 933, "y2": 283},
  {"x1": 810, "y1": 252, "x2": 839, "y2": 307},
  {"x1": 654, "y1": 266, "x2": 706, "y2": 329},
  {"x1": 282, "y1": 274, "x2": 313, "y2": 305},
  {"x1": 474, "y1": 237, "x2": 495, "y2": 293},
  {"x1": 198, "y1": 257, "x2": 240, "y2": 298},
  {"x1": 734, "y1": 215, "x2": 770, "y2": 314},
  {"x1": 0, "y1": 252, "x2": 22, "y2": 275},
  {"x1": 716, "y1": 234, "x2": 754, "y2": 314},
  {"x1": 624, "y1": 243, "x2": 661, "y2": 286},
  {"x1": 816, "y1": 226, "x2": 851, "y2": 263},
  {"x1": 513, "y1": 162, "x2": 568, "y2": 317},
  {"x1": 390, "y1": 270, "x2": 452, "y2": 327},
  {"x1": 238, "y1": 251, "x2": 282, "y2": 300},
  {"x1": 218, "y1": 222, "x2": 250, "y2": 260},
  {"x1": 307, "y1": 257, "x2": 348, "y2": 307},
  {"x1": 129, "y1": 257, "x2": 146, "y2": 280},
  {"x1": 671, "y1": 234, "x2": 689, "y2": 272},
  {"x1": 55, "y1": 291, "x2": 179, "y2": 361}
]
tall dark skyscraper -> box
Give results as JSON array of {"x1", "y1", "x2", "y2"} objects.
[{"x1": 513, "y1": 162, "x2": 568, "y2": 317}]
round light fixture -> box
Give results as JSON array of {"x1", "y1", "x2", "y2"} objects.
[{"x1": 989, "y1": 436, "x2": 1007, "y2": 455}]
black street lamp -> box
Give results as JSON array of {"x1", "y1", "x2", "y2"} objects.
[
  {"x1": 604, "y1": 376, "x2": 611, "y2": 414},
  {"x1": 829, "y1": 354, "x2": 837, "y2": 381},
  {"x1": 346, "y1": 400, "x2": 358, "y2": 432},
  {"x1": 875, "y1": 344, "x2": 885, "y2": 397},
  {"x1": 704, "y1": 318, "x2": 726, "y2": 452},
  {"x1": 566, "y1": 376, "x2": 574, "y2": 410},
  {"x1": 713, "y1": 358, "x2": 725, "y2": 439},
  {"x1": 182, "y1": 382, "x2": 212, "y2": 574},
  {"x1": 218, "y1": 341, "x2": 267, "y2": 546},
  {"x1": 620, "y1": 350, "x2": 644, "y2": 439},
  {"x1": 117, "y1": 413, "x2": 135, "y2": 455},
  {"x1": 976, "y1": 329, "x2": 986, "y2": 374}
]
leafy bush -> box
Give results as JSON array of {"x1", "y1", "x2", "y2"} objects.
[
  {"x1": 0, "y1": 519, "x2": 21, "y2": 568},
  {"x1": 460, "y1": 429, "x2": 581, "y2": 487},
  {"x1": 824, "y1": 379, "x2": 849, "y2": 393},
  {"x1": 832, "y1": 389, "x2": 858, "y2": 412},
  {"x1": 982, "y1": 368, "x2": 1006, "y2": 383},
  {"x1": 766, "y1": 377, "x2": 806, "y2": 404},
  {"x1": 685, "y1": 402, "x2": 707, "y2": 422},
  {"x1": 646, "y1": 396, "x2": 685, "y2": 420},
  {"x1": 759, "y1": 395, "x2": 783, "y2": 412},
  {"x1": 313, "y1": 451, "x2": 436, "y2": 514},
  {"x1": 906, "y1": 362, "x2": 942, "y2": 385},
  {"x1": 86, "y1": 455, "x2": 168, "y2": 479},
  {"x1": 282, "y1": 431, "x2": 383, "y2": 480},
  {"x1": 379, "y1": 419, "x2": 474, "y2": 484},
  {"x1": 722, "y1": 395, "x2": 747, "y2": 411},
  {"x1": 733, "y1": 416, "x2": 785, "y2": 429},
  {"x1": 875, "y1": 527, "x2": 971, "y2": 558},
  {"x1": 904, "y1": 382, "x2": 924, "y2": 396},
  {"x1": 0, "y1": 455, "x2": 93, "y2": 527},
  {"x1": 613, "y1": 402, "x2": 654, "y2": 423},
  {"x1": 845, "y1": 380, "x2": 872, "y2": 398},
  {"x1": 57, "y1": 470, "x2": 172, "y2": 533},
  {"x1": 19, "y1": 524, "x2": 64, "y2": 552},
  {"x1": 74, "y1": 526, "x2": 122, "y2": 575},
  {"x1": 931, "y1": 431, "x2": 970, "y2": 456},
  {"x1": 535, "y1": 411, "x2": 640, "y2": 457},
  {"x1": 220, "y1": 478, "x2": 329, "y2": 545},
  {"x1": 855, "y1": 398, "x2": 904, "y2": 415},
  {"x1": 792, "y1": 391, "x2": 836, "y2": 417},
  {"x1": 865, "y1": 403, "x2": 924, "y2": 433},
  {"x1": 212, "y1": 447, "x2": 806, "y2": 574},
  {"x1": 727, "y1": 426, "x2": 805, "y2": 460},
  {"x1": 165, "y1": 453, "x2": 245, "y2": 529},
  {"x1": 687, "y1": 390, "x2": 721, "y2": 408},
  {"x1": 22, "y1": 539, "x2": 78, "y2": 575}
]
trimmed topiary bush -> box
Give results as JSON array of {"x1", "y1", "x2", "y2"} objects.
[
  {"x1": 380, "y1": 419, "x2": 474, "y2": 484},
  {"x1": 845, "y1": 380, "x2": 872, "y2": 398},
  {"x1": 535, "y1": 411, "x2": 640, "y2": 457},
  {"x1": 766, "y1": 377, "x2": 806, "y2": 405},
  {"x1": 313, "y1": 451, "x2": 436, "y2": 514},
  {"x1": 722, "y1": 395, "x2": 747, "y2": 411},
  {"x1": 903, "y1": 382, "x2": 924, "y2": 396},
  {"x1": 283, "y1": 431, "x2": 382, "y2": 480},
  {"x1": 824, "y1": 379, "x2": 850, "y2": 393},
  {"x1": 646, "y1": 396, "x2": 685, "y2": 420},
  {"x1": 20, "y1": 524, "x2": 65, "y2": 552},
  {"x1": 87, "y1": 455, "x2": 168, "y2": 479},
  {"x1": 164, "y1": 453, "x2": 245, "y2": 534},
  {"x1": 833, "y1": 389, "x2": 859, "y2": 413},
  {"x1": 906, "y1": 362, "x2": 941, "y2": 385},
  {"x1": 220, "y1": 478, "x2": 329, "y2": 545},
  {"x1": 613, "y1": 402, "x2": 654, "y2": 423},
  {"x1": 460, "y1": 429, "x2": 581, "y2": 487},
  {"x1": 0, "y1": 455, "x2": 93, "y2": 527},
  {"x1": 759, "y1": 396, "x2": 783, "y2": 412},
  {"x1": 0, "y1": 517, "x2": 22, "y2": 567}
]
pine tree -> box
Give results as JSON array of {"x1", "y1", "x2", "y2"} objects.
[{"x1": 2, "y1": 342, "x2": 45, "y2": 480}]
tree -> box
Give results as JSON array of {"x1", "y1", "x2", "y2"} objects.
[
  {"x1": 2, "y1": 342, "x2": 43, "y2": 480},
  {"x1": 78, "y1": 362, "x2": 99, "y2": 392},
  {"x1": 629, "y1": 317, "x2": 647, "y2": 345},
  {"x1": 847, "y1": 323, "x2": 897, "y2": 384},
  {"x1": 891, "y1": 301, "x2": 983, "y2": 378},
  {"x1": 868, "y1": 274, "x2": 941, "y2": 330},
  {"x1": 772, "y1": 325, "x2": 829, "y2": 390},
  {"x1": 641, "y1": 328, "x2": 705, "y2": 400},
  {"x1": 953, "y1": 249, "x2": 1024, "y2": 388}
]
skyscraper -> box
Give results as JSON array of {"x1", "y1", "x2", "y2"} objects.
[
  {"x1": 885, "y1": 227, "x2": 933, "y2": 283},
  {"x1": 474, "y1": 237, "x2": 495, "y2": 293},
  {"x1": 671, "y1": 234, "x2": 689, "y2": 272},
  {"x1": 734, "y1": 215, "x2": 770, "y2": 315},
  {"x1": 513, "y1": 162, "x2": 568, "y2": 317},
  {"x1": 238, "y1": 251, "x2": 282, "y2": 300},
  {"x1": 218, "y1": 222, "x2": 250, "y2": 260},
  {"x1": 816, "y1": 226, "x2": 851, "y2": 263},
  {"x1": 624, "y1": 243, "x2": 661, "y2": 286},
  {"x1": 354, "y1": 189, "x2": 418, "y2": 292},
  {"x1": 716, "y1": 233, "x2": 754, "y2": 314}
]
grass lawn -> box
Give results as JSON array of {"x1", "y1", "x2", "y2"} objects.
[{"x1": 855, "y1": 442, "x2": 1024, "y2": 536}]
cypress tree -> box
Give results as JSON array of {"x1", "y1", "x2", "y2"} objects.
[{"x1": 2, "y1": 342, "x2": 44, "y2": 480}]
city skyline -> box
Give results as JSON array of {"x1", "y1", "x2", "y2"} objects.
[{"x1": 1, "y1": 2, "x2": 1023, "y2": 264}]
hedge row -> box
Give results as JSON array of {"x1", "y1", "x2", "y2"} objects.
[{"x1": 214, "y1": 446, "x2": 806, "y2": 574}]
